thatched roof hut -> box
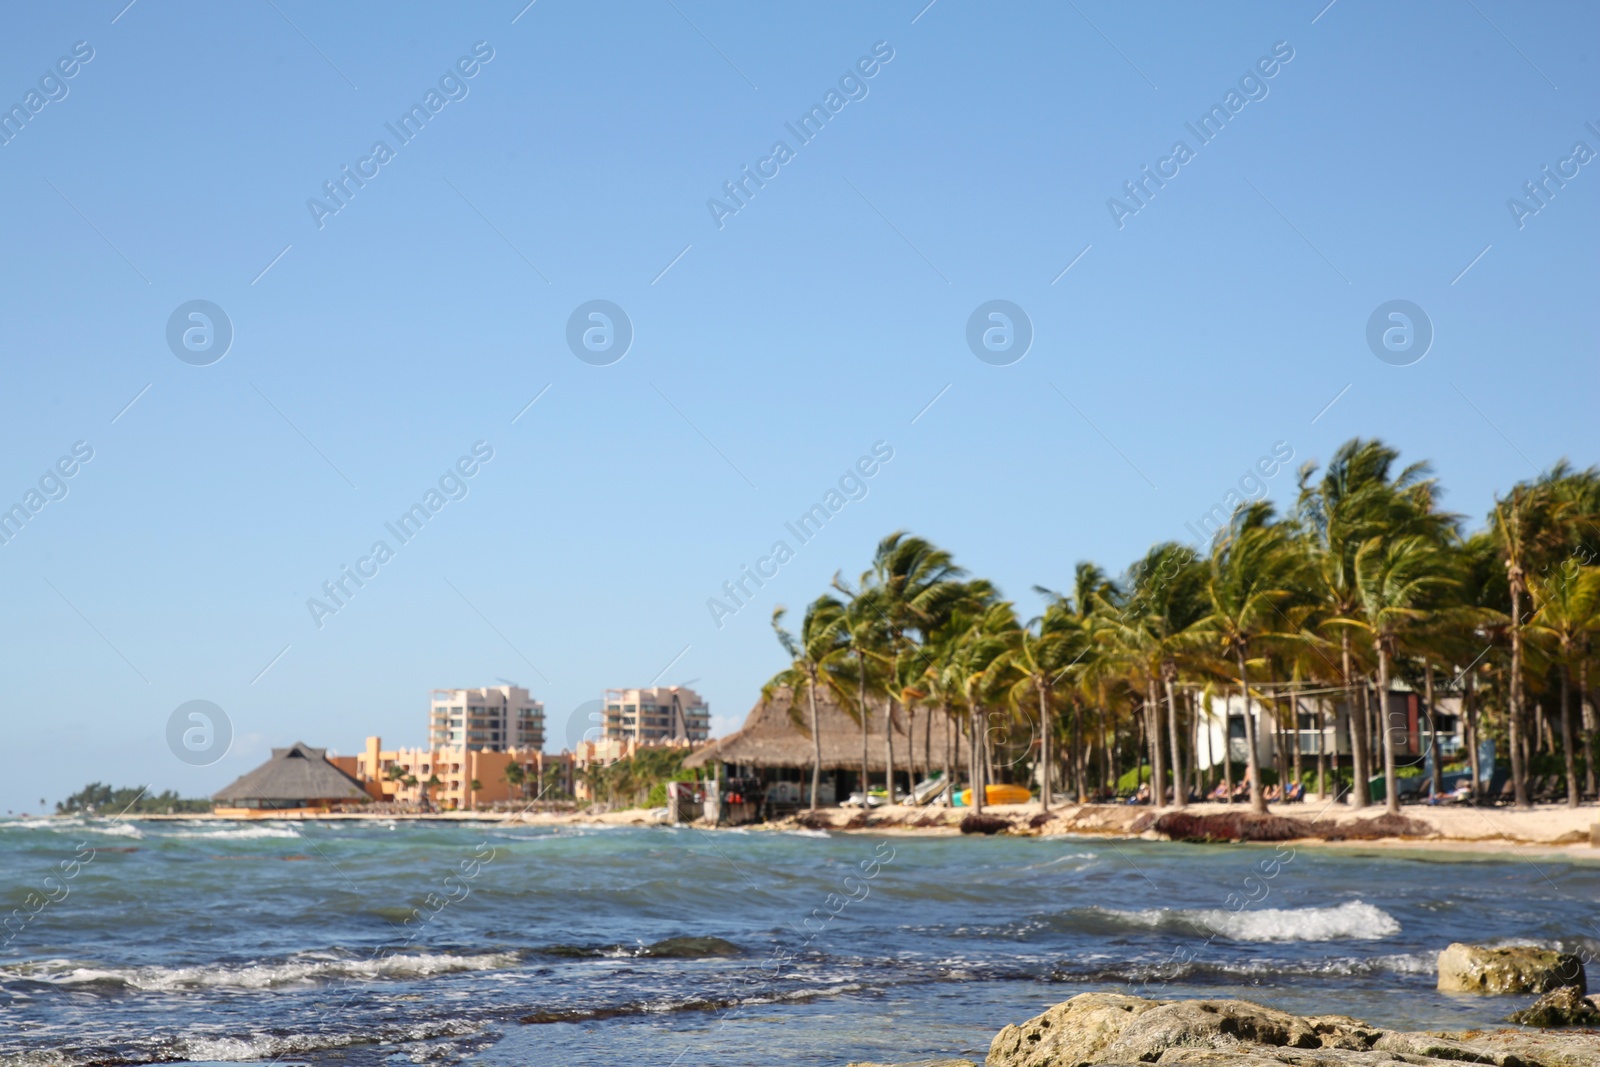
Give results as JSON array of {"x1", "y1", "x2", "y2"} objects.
[
  {"x1": 684, "y1": 688, "x2": 969, "y2": 772},
  {"x1": 213, "y1": 742, "x2": 370, "y2": 808}
]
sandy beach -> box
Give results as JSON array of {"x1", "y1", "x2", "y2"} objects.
[{"x1": 92, "y1": 799, "x2": 1600, "y2": 862}]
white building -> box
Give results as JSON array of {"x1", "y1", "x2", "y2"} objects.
[
  {"x1": 603, "y1": 686, "x2": 711, "y2": 743},
  {"x1": 1191, "y1": 686, "x2": 1464, "y2": 772},
  {"x1": 428, "y1": 685, "x2": 546, "y2": 751}
]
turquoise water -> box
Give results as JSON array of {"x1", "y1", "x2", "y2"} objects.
[{"x1": 2, "y1": 817, "x2": 1596, "y2": 1065}]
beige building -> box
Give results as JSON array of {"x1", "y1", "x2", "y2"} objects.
[
  {"x1": 603, "y1": 686, "x2": 710, "y2": 743},
  {"x1": 428, "y1": 685, "x2": 545, "y2": 751},
  {"x1": 350, "y1": 736, "x2": 571, "y2": 810}
]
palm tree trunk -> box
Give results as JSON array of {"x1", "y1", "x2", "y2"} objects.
[
  {"x1": 1425, "y1": 660, "x2": 1442, "y2": 799},
  {"x1": 1510, "y1": 577, "x2": 1531, "y2": 808},
  {"x1": 1221, "y1": 686, "x2": 1235, "y2": 801},
  {"x1": 934, "y1": 703, "x2": 947, "y2": 806},
  {"x1": 1344, "y1": 632, "x2": 1368, "y2": 808},
  {"x1": 1376, "y1": 646, "x2": 1400, "y2": 814},
  {"x1": 806, "y1": 671, "x2": 822, "y2": 812},
  {"x1": 1075, "y1": 701, "x2": 1087, "y2": 803},
  {"x1": 885, "y1": 694, "x2": 897, "y2": 805},
  {"x1": 1236, "y1": 654, "x2": 1267, "y2": 814},
  {"x1": 1314, "y1": 692, "x2": 1328, "y2": 800},
  {"x1": 1582, "y1": 659, "x2": 1595, "y2": 798},
  {"x1": 1189, "y1": 690, "x2": 1203, "y2": 799},
  {"x1": 858, "y1": 657, "x2": 871, "y2": 802},
  {"x1": 1165, "y1": 676, "x2": 1185, "y2": 809},
  {"x1": 969, "y1": 710, "x2": 985, "y2": 814},
  {"x1": 1038, "y1": 678, "x2": 1052, "y2": 813},
  {"x1": 1465, "y1": 670, "x2": 1481, "y2": 802},
  {"x1": 1287, "y1": 692, "x2": 1302, "y2": 795},
  {"x1": 1146, "y1": 680, "x2": 1166, "y2": 807},
  {"x1": 1561, "y1": 663, "x2": 1579, "y2": 808}
]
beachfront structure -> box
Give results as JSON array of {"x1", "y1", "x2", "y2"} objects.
[
  {"x1": 602, "y1": 686, "x2": 711, "y2": 744},
  {"x1": 1191, "y1": 686, "x2": 1465, "y2": 772},
  {"x1": 212, "y1": 742, "x2": 371, "y2": 816},
  {"x1": 684, "y1": 687, "x2": 972, "y2": 803},
  {"x1": 351, "y1": 736, "x2": 572, "y2": 810},
  {"x1": 428, "y1": 685, "x2": 546, "y2": 751}
]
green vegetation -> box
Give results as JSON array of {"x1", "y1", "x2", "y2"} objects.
[
  {"x1": 583, "y1": 746, "x2": 701, "y2": 809},
  {"x1": 56, "y1": 782, "x2": 211, "y2": 815},
  {"x1": 761, "y1": 440, "x2": 1600, "y2": 814}
]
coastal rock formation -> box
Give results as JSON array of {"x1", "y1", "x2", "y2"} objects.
[
  {"x1": 1509, "y1": 986, "x2": 1600, "y2": 1027},
  {"x1": 1437, "y1": 942, "x2": 1586, "y2": 995},
  {"x1": 985, "y1": 993, "x2": 1600, "y2": 1067}
]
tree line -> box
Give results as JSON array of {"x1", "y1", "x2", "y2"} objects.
[{"x1": 765, "y1": 439, "x2": 1600, "y2": 817}]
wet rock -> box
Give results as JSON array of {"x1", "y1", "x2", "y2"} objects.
[
  {"x1": 985, "y1": 993, "x2": 1600, "y2": 1067},
  {"x1": 847, "y1": 1060, "x2": 978, "y2": 1067},
  {"x1": 960, "y1": 814, "x2": 1011, "y2": 835},
  {"x1": 1509, "y1": 986, "x2": 1600, "y2": 1027},
  {"x1": 1437, "y1": 942, "x2": 1586, "y2": 995}
]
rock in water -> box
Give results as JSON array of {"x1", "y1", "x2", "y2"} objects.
[
  {"x1": 1509, "y1": 986, "x2": 1600, "y2": 1027},
  {"x1": 986, "y1": 993, "x2": 1381, "y2": 1067},
  {"x1": 1437, "y1": 942, "x2": 1587, "y2": 995},
  {"x1": 986, "y1": 993, "x2": 1600, "y2": 1067}
]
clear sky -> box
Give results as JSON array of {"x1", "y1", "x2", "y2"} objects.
[{"x1": 1, "y1": 1, "x2": 1594, "y2": 813}]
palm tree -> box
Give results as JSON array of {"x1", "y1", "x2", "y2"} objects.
[
  {"x1": 1528, "y1": 563, "x2": 1600, "y2": 808},
  {"x1": 769, "y1": 597, "x2": 850, "y2": 810},
  {"x1": 1343, "y1": 533, "x2": 1459, "y2": 813},
  {"x1": 503, "y1": 761, "x2": 527, "y2": 800},
  {"x1": 1103, "y1": 543, "x2": 1207, "y2": 808},
  {"x1": 1000, "y1": 602, "x2": 1074, "y2": 811},
  {"x1": 946, "y1": 601, "x2": 1017, "y2": 813},
  {"x1": 828, "y1": 581, "x2": 889, "y2": 800},
  {"x1": 851, "y1": 534, "x2": 968, "y2": 802},
  {"x1": 1198, "y1": 503, "x2": 1300, "y2": 814},
  {"x1": 1297, "y1": 439, "x2": 1439, "y2": 806}
]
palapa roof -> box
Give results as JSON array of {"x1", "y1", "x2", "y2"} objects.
[
  {"x1": 213, "y1": 742, "x2": 370, "y2": 802},
  {"x1": 684, "y1": 687, "x2": 969, "y2": 771}
]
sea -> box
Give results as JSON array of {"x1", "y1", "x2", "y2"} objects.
[{"x1": 1, "y1": 816, "x2": 1596, "y2": 1066}]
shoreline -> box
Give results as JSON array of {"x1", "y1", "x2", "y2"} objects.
[{"x1": 34, "y1": 799, "x2": 1600, "y2": 860}]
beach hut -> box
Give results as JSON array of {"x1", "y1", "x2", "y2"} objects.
[
  {"x1": 684, "y1": 687, "x2": 970, "y2": 806},
  {"x1": 212, "y1": 741, "x2": 371, "y2": 817}
]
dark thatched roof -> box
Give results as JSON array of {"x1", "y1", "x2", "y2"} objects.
[
  {"x1": 213, "y1": 742, "x2": 370, "y2": 802},
  {"x1": 684, "y1": 688, "x2": 970, "y2": 772}
]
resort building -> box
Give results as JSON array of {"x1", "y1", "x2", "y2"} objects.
[
  {"x1": 1191, "y1": 685, "x2": 1465, "y2": 772},
  {"x1": 212, "y1": 742, "x2": 371, "y2": 817},
  {"x1": 351, "y1": 736, "x2": 572, "y2": 810},
  {"x1": 602, "y1": 686, "x2": 710, "y2": 743},
  {"x1": 428, "y1": 685, "x2": 546, "y2": 751},
  {"x1": 685, "y1": 687, "x2": 971, "y2": 804}
]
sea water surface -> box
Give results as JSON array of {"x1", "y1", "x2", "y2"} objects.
[{"x1": 2, "y1": 817, "x2": 1596, "y2": 1065}]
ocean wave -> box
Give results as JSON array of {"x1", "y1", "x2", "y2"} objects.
[
  {"x1": 1051, "y1": 950, "x2": 1435, "y2": 984},
  {"x1": 4, "y1": 950, "x2": 518, "y2": 992},
  {"x1": 161, "y1": 822, "x2": 303, "y2": 840},
  {"x1": 520, "y1": 982, "x2": 862, "y2": 1024},
  {"x1": 1083, "y1": 900, "x2": 1399, "y2": 942}
]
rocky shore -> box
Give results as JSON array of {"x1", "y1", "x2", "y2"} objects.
[{"x1": 854, "y1": 990, "x2": 1600, "y2": 1067}]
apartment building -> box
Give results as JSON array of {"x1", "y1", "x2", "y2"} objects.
[
  {"x1": 428, "y1": 685, "x2": 546, "y2": 751},
  {"x1": 602, "y1": 686, "x2": 711, "y2": 743},
  {"x1": 350, "y1": 735, "x2": 572, "y2": 810}
]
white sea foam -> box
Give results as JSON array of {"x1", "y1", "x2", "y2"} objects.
[
  {"x1": 1186, "y1": 901, "x2": 1401, "y2": 942},
  {"x1": 9, "y1": 950, "x2": 517, "y2": 992},
  {"x1": 1089, "y1": 899, "x2": 1400, "y2": 942},
  {"x1": 163, "y1": 823, "x2": 302, "y2": 840}
]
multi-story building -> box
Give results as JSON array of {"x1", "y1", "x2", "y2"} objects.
[
  {"x1": 350, "y1": 736, "x2": 572, "y2": 810},
  {"x1": 602, "y1": 686, "x2": 710, "y2": 743},
  {"x1": 428, "y1": 685, "x2": 545, "y2": 751}
]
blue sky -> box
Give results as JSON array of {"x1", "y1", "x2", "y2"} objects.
[{"x1": 1, "y1": 1, "x2": 1594, "y2": 812}]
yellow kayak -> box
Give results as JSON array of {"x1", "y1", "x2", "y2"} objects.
[{"x1": 957, "y1": 784, "x2": 1033, "y2": 806}]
